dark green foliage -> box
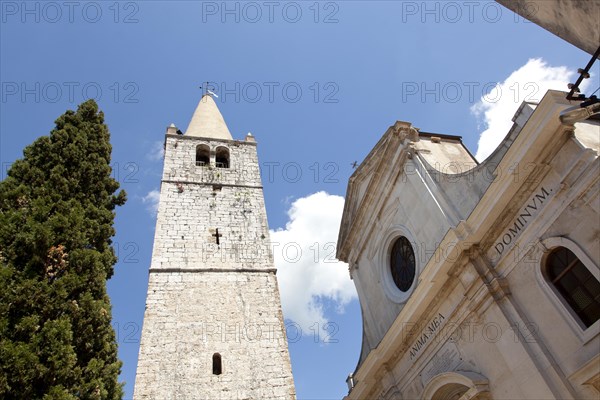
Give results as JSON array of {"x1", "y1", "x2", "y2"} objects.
[{"x1": 0, "y1": 100, "x2": 126, "y2": 399}]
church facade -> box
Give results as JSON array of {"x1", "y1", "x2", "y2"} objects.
[
  {"x1": 337, "y1": 90, "x2": 600, "y2": 399},
  {"x1": 134, "y1": 94, "x2": 296, "y2": 399}
]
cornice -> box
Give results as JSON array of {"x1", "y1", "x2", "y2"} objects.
[{"x1": 165, "y1": 133, "x2": 258, "y2": 146}]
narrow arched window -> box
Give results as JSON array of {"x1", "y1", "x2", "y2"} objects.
[
  {"x1": 196, "y1": 144, "x2": 210, "y2": 166},
  {"x1": 212, "y1": 353, "x2": 222, "y2": 375},
  {"x1": 546, "y1": 247, "x2": 600, "y2": 328},
  {"x1": 215, "y1": 146, "x2": 230, "y2": 169}
]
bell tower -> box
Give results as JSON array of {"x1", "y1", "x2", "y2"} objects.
[{"x1": 134, "y1": 94, "x2": 296, "y2": 399}]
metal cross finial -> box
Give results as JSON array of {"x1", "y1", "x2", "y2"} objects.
[{"x1": 199, "y1": 82, "x2": 217, "y2": 98}]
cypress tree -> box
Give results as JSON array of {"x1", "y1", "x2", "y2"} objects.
[{"x1": 0, "y1": 100, "x2": 127, "y2": 399}]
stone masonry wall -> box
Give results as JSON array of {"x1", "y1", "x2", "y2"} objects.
[
  {"x1": 162, "y1": 135, "x2": 262, "y2": 187},
  {"x1": 134, "y1": 272, "x2": 295, "y2": 399},
  {"x1": 152, "y1": 135, "x2": 273, "y2": 271},
  {"x1": 134, "y1": 133, "x2": 296, "y2": 399},
  {"x1": 151, "y1": 182, "x2": 273, "y2": 271}
]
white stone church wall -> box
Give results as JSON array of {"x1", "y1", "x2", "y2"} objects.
[{"x1": 352, "y1": 158, "x2": 457, "y2": 351}]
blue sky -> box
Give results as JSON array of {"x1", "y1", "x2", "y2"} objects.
[{"x1": 1, "y1": 1, "x2": 597, "y2": 399}]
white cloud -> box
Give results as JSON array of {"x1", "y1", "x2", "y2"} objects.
[
  {"x1": 148, "y1": 140, "x2": 165, "y2": 161},
  {"x1": 281, "y1": 195, "x2": 295, "y2": 206},
  {"x1": 271, "y1": 191, "x2": 357, "y2": 334},
  {"x1": 472, "y1": 58, "x2": 591, "y2": 161},
  {"x1": 141, "y1": 190, "x2": 160, "y2": 215}
]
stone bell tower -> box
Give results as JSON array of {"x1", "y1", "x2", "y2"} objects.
[{"x1": 134, "y1": 94, "x2": 296, "y2": 399}]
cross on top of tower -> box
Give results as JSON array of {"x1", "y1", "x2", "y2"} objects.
[{"x1": 199, "y1": 82, "x2": 218, "y2": 98}]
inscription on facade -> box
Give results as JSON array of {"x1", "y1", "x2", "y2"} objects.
[
  {"x1": 409, "y1": 313, "x2": 445, "y2": 361},
  {"x1": 494, "y1": 186, "x2": 552, "y2": 256},
  {"x1": 420, "y1": 341, "x2": 462, "y2": 386}
]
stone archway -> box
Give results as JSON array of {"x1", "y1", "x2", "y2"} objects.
[{"x1": 422, "y1": 371, "x2": 491, "y2": 400}]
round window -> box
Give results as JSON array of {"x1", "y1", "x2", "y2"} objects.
[{"x1": 390, "y1": 236, "x2": 416, "y2": 292}]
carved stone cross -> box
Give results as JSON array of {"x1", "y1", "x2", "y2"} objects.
[{"x1": 212, "y1": 228, "x2": 222, "y2": 245}]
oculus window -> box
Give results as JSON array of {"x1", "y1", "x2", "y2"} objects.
[{"x1": 390, "y1": 236, "x2": 416, "y2": 292}]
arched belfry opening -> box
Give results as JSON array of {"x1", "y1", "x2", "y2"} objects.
[
  {"x1": 196, "y1": 144, "x2": 210, "y2": 166},
  {"x1": 215, "y1": 146, "x2": 230, "y2": 168},
  {"x1": 212, "y1": 353, "x2": 222, "y2": 375}
]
